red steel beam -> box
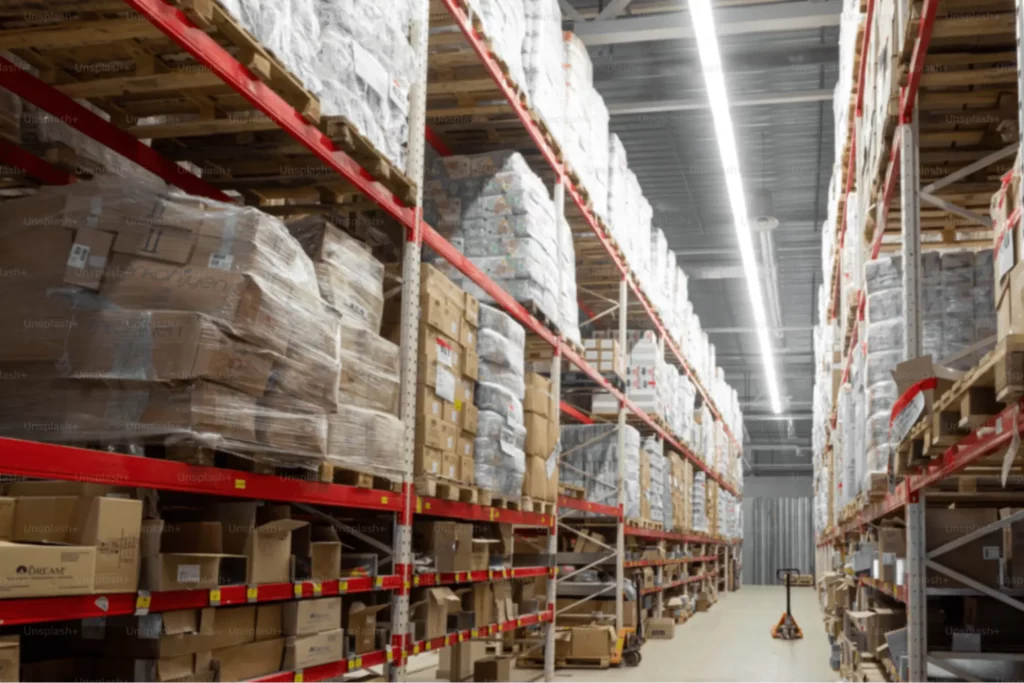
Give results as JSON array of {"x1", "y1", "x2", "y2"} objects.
[
  {"x1": 560, "y1": 401, "x2": 594, "y2": 425},
  {"x1": 0, "y1": 139, "x2": 75, "y2": 185}
]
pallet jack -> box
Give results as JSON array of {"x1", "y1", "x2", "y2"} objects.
[
  {"x1": 611, "y1": 574, "x2": 645, "y2": 667},
  {"x1": 771, "y1": 568, "x2": 804, "y2": 640}
]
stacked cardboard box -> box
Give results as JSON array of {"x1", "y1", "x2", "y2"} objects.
[
  {"x1": 75, "y1": 603, "x2": 286, "y2": 681},
  {"x1": 475, "y1": 305, "x2": 527, "y2": 498},
  {"x1": 668, "y1": 455, "x2": 692, "y2": 532},
  {"x1": 692, "y1": 471, "x2": 708, "y2": 533},
  {"x1": 522, "y1": 372, "x2": 559, "y2": 503},
  {"x1": 0, "y1": 178, "x2": 403, "y2": 478},
  {"x1": 582, "y1": 338, "x2": 625, "y2": 379},
  {"x1": 412, "y1": 265, "x2": 480, "y2": 484},
  {"x1": 0, "y1": 482, "x2": 143, "y2": 599},
  {"x1": 993, "y1": 157, "x2": 1023, "y2": 337},
  {"x1": 283, "y1": 598, "x2": 344, "y2": 671}
]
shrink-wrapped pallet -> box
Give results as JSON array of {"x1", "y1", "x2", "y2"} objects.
[
  {"x1": 560, "y1": 424, "x2": 641, "y2": 515},
  {"x1": 645, "y1": 438, "x2": 666, "y2": 526},
  {"x1": 522, "y1": 0, "x2": 565, "y2": 145}
]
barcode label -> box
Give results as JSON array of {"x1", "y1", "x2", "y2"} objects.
[
  {"x1": 435, "y1": 366, "x2": 456, "y2": 402},
  {"x1": 177, "y1": 564, "x2": 201, "y2": 584},
  {"x1": 67, "y1": 243, "x2": 90, "y2": 270},
  {"x1": 208, "y1": 253, "x2": 234, "y2": 270}
]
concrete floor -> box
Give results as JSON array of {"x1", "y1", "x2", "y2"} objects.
[{"x1": 405, "y1": 585, "x2": 836, "y2": 682}]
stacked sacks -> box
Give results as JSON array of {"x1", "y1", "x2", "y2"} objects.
[
  {"x1": 863, "y1": 255, "x2": 904, "y2": 487},
  {"x1": 218, "y1": 0, "x2": 416, "y2": 169},
  {"x1": 424, "y1": 151, "x2": 568, "y2": 335},
  {"x1": 560, "y1": 424, "x2": 641, "y2": 513},
  {"x1": 522, "y1": 0, "x2": 565, "y2": 145},
  {"x1": 467, "y1": 0, "x2": 527, "y2": 91},
  {"x1": 475, "y1": 305, "x2": 527, "y2": 498},
  {"x1": 563, "y1": 33, "x2": 608, "y2": 222},
  {"x1": 645, "y1": 438, "x2": 666, "y2": 527},
  {"x1": 0, "y1": 177, "x2": 403, "y2": 478},
  {"x1": 692, "y1": 471, "x2": 708, "y2": 533},
  {"x1": 558, "y1": 215, "x2": 582, "y2": 345}
]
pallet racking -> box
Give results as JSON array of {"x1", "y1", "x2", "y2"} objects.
[
  {"x1": 815, "y1": 0, "x2": 1024, "y2": 679},
  {"x1": 0, "y1": 0, "x2": 743, "y2": 680}
]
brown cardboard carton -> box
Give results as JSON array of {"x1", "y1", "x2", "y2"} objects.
[
  {"x1": 439, "y1": 640, "x2": 484, "y2": 682},
  {"x1": 443, "y1": 401, "x2": 461, "y2": 427},
  {"x1": 926, "y1": 509, "x2": 1002, "y2": 588},
  {"x1": 142, "y1": 520, "x2": 247, "y2": 591},
  {"x1": 91, "y1": 653, "x2": 213, "y2": 683},
  {"x1": 891, "y1": 356, "x2": 961, "y2": 422},
  {"x1": 878, "y1": 525, "x2": 906, "y2": 585},
  {"x1": 414, "y1": 445, "x2": 443, "y2": 477},
  {"x1": 213, "y1": 637, "x2": 286, "y2": 682},
  {"x1": 457, "y1": 433, "x2": 475, "y2": 461},
  {"x1": 11, "y1": 495, "x2": 142, "y2": 593},
  {"x1": 492, "y1": 581, "x2": 515, "y2": 623},
  {"x1": 0, "y1": 540, "x2": 94, "y2": 593},
  {"x1": 569, "y1": 625, "x2": 615, "y2": 659},
  {"x1": 524, "y1": 413, "x2": 549, "y2": 458},
  {"x1": 418, "y1": 327, "x2": 461, "y2": 395},
  {"x1": 421, "y1": 289, "x2": 461, "y2": 340},
  {"x1": 93, "y1": 607, "x2": 255, "y2": 659},
  {"x1": 141, "y1": 381, "x2": 259, "y2": 444},
  {"x1": 998, "y1": 264, "x2": 1024, "y2": 337},
  {"x1": 282, "y1": 598, "x2": 342, "y2": 636},
  {"x1": 647, "y1": 617, "x2": 675, "y2": 639},
  {"x1": 283, "y1": 628, "x2": 344, "y2": 670},
  {"x1": 415, "y1": 414, "x2": 447, "y2": 451},
  {"x1": 0, "y1": 636, "x2": 16, "y2": 683},
  {"x1": 524, "y1": 373, "x2": 551, "y2": 418},
  {"x1": 425, "y1": 587, "x2": 462, "y2": 639},
  {"x1": 216, "y1": 503, "x2": 307, "y2": 585},
  {"x1": 471, "y1": 539, "x2": 495, "y2": 572},
  {"x1": 0, "y1": 499, "x2": 12, "y2": 540},
  {"x1": 64, "y1": 229, "x2": 115, "y2": 290},
  {"x1": 459, "y1": 318, "x2": 477, "y2": 352},
  {"x1": 523, "y1": 455, "x2": 549, "y2": 500},
  {"x1": 418, "y1": 521, "x2": 473, "y2": 573},
  {"x1": 347, "y1": 602, "x2": 389, "y2": 655},
  {"x1": 422, "y1": 264, "x2": 465, "y2": 307},
  {"x1": 256, "y1": 604, "x2": 283, "y2": 641},
  {"x1": 292, "y1": 525, "x2": 342, "y2": 582},
  {"x1": 460, "y1": 455, "x2": 476, "y2": 485},
  {"x1": 462, "y1": 345, "x2": 479, "y2": 381},
  {"x1": 417, "y1": 385, "x2": 445, "y2": 422},
  {"x1": 462, "y1": 402, "x2": 479, "y2": 434},
  {"x1": 67, "y1": 310, "x2": 275, "y2": 397},
  {"x1": 466, "y1": 583, "x2": 494, "y2": 627},
  {"x1": 474, "y1": 655, "x2": 513, "y2": 682},
  {"x1": 442, "y1": 452, "x2": 460, "y2": 481},
  {"x1": 464, "y1": 293, "x2": 480, "y2": 325}
]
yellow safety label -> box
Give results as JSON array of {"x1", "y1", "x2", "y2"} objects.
[
  {"x1": 416, "y1": 497, "x2": 422, "y2": 513},
  {"x1": 426, "y1": 642, "x2": 432, "y2": 651},
  {"x1": 414, "y1": 576, "x2": 421, "y2": 586},
  {"x1": 246, "y1": 586, "x2": 258, "y2": 602},
  {"x1": 375, "y1": 576, "x2": 384, "y2": 588},
  {"x1": 413, "y1": 644, "x2": 420, "y2": 655},
  {"x1": 293, "y1": 583, "x2": 303, "y2": 598},
  {"x1": 353, "y1": 657, "x2": 362, "y2": 669},
  {"x1": 340, "y1": 581, "x2": 348, "y2": 592},
  {"x1": 458, "y1": 632, "x2": 465, "y2": 642},
  {"x1": 209, "y1": 589, "x2": 221, "y2": 604},
  {"x1": 471, "y1": 628, "x2": 478, "y2": 639},
  {"x1": 234, "y1": 479, "x2": 246, "y2": 490},
  {"x1": 294, "y1": 673, "x2": 303, "y2": 683},
  {"x1": 312, "y1": 582, "x2": 322, "y2": 596},
  {"x1": 381, "y1": 496, "x2": 388, "y2": 505},
  {"x1": 136, "y1": 594, "x2": 151, "y2": 609},
  {"x1": 387, "y1": 650, "x2": 394, "y2": 662}
]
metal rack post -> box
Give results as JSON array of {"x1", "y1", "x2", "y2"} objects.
[
  {"x1": 391, "y1": 0, "x2": 431, "y2": 678},
  {"x1": 616, "y1": 277, "x2": 628, "y2": 632}
]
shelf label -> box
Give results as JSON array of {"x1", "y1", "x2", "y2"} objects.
[
  {"x1": 209, "y1": 588, "x2": 221, "y2": 606},
  {"x1": 387, "y1": 649, "x2": 394, "y2": 662},
  {"x1": 996, "y1": 221, "x2": 1015, "y2": 283},
  {"x1": 293, "y1": 583, "x2": 304, "y2": 598},
  {"x1": 458, "y1": 632, "x2": 465, "y2": 642},
  {"x1": 353, "y1": 657, "x2": 363, "y2": 669},
  {"x1": 426, "y1": 641, "x2": 432, "y2": 651},
  {"x1": 471, "y1": 628, "x2": 478, "y2": 639},
  {"x1": 889, "y1": 381, "x2": 929, "y2": 445},
  {"x1": 340, "y1": 581, "x2": 348, "y2": 592},
  {"x1": 134, "y1": 592, "x2": 151, "y2": 616},
  {"x1": 294, "y1": 673, "x2": 304, "y2": 683},
  {"x1": 234, "y1": 478, "x2": 246, "y2": 490},
  {"x1": 435, "y1": 366, "x2": 456, "y2": 402},
  {"x1": 414, "y1": 576, "x2": 421, "y2": 586},
  {"x1": 312, "y1": 582, "x2": 323, "y2": 596},
  {"x1": 413, "y1": 644, "x2": 421, "y2": 655},
  {"x1": 246, "y1": 586, "x2": 258, "y2": 603},
  {"x1": 375, "y1": 576, "x2": 384, "y2": 588}
]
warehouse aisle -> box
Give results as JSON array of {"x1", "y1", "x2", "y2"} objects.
[{"x1": 405, "y1": 585, "x2": 835, "y2": 682}]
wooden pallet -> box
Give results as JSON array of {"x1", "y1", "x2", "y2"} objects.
[
  {"x1": 559, "y1": 484, "x2": 587, "y2": 500},
  {"x1": 788, "y1": 574, "x2": 815, "y2": 587},
  {"x1": 519, "y1": 496, "x2": 556, "y2": 516},
  {"x1": 491, "y1": 495, "x2": 522, "y2": 511},
  {"x1": 0, "y1": 0, "x2": 417, "y2": 206},
  {"x1": 163, "y1": 442, "x2": 323, "y2": 475},
  {"x1": 319, "y1": 461, "x2": 402, "y2": 493},
  {"x1": 626, "y1": 518, "x2": 662, "y2": 531},
  {"x1": 897, "y1": 335, "x2": 1024, "y2": 473},
  {"x1": 414, "y1": 475, "x2": 479, "y2": 504}
]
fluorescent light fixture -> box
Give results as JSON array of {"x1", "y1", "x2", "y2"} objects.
[{"x1": 687, "y1": 0, "x2": 783, "y2": 414}]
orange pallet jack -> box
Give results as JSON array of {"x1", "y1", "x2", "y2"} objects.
[{"x1": 771, "y1": 568, "x2": 804, "y2": 640}]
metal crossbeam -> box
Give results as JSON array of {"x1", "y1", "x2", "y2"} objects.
[
  {"x1": 920, "y1": 192, "x2": 993, "y2": 228},
  {"x1": 926, "y1": 561, "x2": 1024, "y2": 613},
  {"x1": 927, "y1": 508, "x2": 1024, "y2": 560}
]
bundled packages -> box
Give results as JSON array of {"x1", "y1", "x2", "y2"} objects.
[
  {"x1": 0, "y1": 177, "x2": 403, "y2": 477},
  {"x1": 560, "y1": 424, "x2": 642, "y2": 518}
]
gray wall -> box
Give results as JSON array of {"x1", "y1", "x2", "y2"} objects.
[{"x1": 742, "y1": 475, "x2": 813, "y2": 585}]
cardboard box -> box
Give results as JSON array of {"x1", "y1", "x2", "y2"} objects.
[
  {"x1": 464, "y1": 292, "x2": 479, "y2": 326},
  {"x1": 421, "y1": 263, "x2": 465, "y2": 309},
  {"x1": 11, "y1": 495, "x2": 142, "y2": 593},
  {"x1": 462, "y1": 346, "x2": 479, "y2": 381},
  {"x1": 214, "y1": 637, "x2": 286, "y2": 682},
  {"x1": 416, "y1": 385, "x2": 445, "y2": 422},
  {"x1": 417, "y1": 521, "x2": 473, "y2": 573},
  {"x1": 293, "y1": 525, "x2": 342, "y2": 582},
  {"x1": 283, "y1": 598, "x2": 342, "y2": 636},
  {"x1": 461, "y1": 402, "x2": 479, "y2": 434},
  {"x1": 0, "y1": 636, "x2": 17, "y2": 683},
  {"x1": 99, "y1": 606, "x2": 261, "y2": 660},
  {"x1": 443, "y1": 401, "x2": 461, "y2": 427},
  {"x1": 524, "y1": 373, "x2": 552, "y2": 418},
  {"x1": 523, "y1": 455, "x2": 551, "y2": 501},
  {"x1": 216, "y1": 503, "x2": 307, "y2": 585},
  {"x1": 65, "y1": 228, "x2": 115, "y2": 290},
  {"x1": 459, "y1": 318, "x2": 477, "y2": 353},
  {"x1": 439, "y1": 640, "x2": 485, "y2": 682},
  {"x1": 474, "y1": 655, "x2": 513, "y2": 682},
  {"x1": 891, "y1": 356, "x2": 962, "y2": 429},
  {"x1": 417, "y1": 327, "x2": 461, "y2": 395},
  {"x1": 347, "y1": 602, "x2": 389, "y2": 655},
  {"x1": 569, "y1": 625, "x2": 615, "y2": 659},
  {"x1": 67, "y1": 310, "x2": 274, "y2": 396},
  {"x1": 421, "y1": 289, "x2": 461, "y2": 340},
  {"x1": 414, "y1": 445, "x2": 443, "y2": 477},
  {"x1": 926, "y1": 508, "x2": 1002, "y2": 588},
  {"x1": 998, "y1": 263, "x2": 1024, "y2": 337},
  {"x1": 283, "y1": 628, "x2": 344, "y2": 670},
  {"x1": 0, "y1": 539, "x2": 95, "y2": 598},
  {"x1": 460, "y1": 456, "x2": 476, "y2": 486},
  {"x1": 647, "y1": 617, "x2": 675, "y2": 639},
  {"x1": 524, "y1": 412, "x2": 549, "y2": 458},
  {"x1": 142, "y1": 520, "x2": 247, "y2": 592},
  {"x1": 422, "y1": 587, "x2": 461, "y2": 639},
  {"x1": 878, "y1": 525, "x2": 906, "y2": 585},
  {"x1": 0, "y1": 499, "x2": 13, "y2": 540},
  {"x1": 256, "y1": 604, "x2": 283, "y2": 641},
  {"x1": 442, "y1": 452, "x2": 460, "y2": 481},
  {"x1": 416, "y1": 415, "x2": 457, "y2": 454},
  {"x1": 471, "y1": 539, "x2": 494, "y2": 572}
]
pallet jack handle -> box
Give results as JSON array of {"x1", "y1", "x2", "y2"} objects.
[{"x1": 776, "y1": 568, "x2": 799, "y2": 617}]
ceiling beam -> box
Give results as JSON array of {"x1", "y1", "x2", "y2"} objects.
[
  {"x1": 607, "y1": 89, "x2": 832, "y2": 115},
  {"x1": 559, "y1": 0, "x2": 584, "y2": 21},
  {"x1": 709, "y1": 326, "x2": 814, "y2": 333},
  {"x1": 597, "y1": 0, "x2": 635, "y2": 20},
  {"x1": 573, "y1": 0, "x2": 843, "y2": 46},
  {"x1": 593, "y1": 45, "x2": 838, "y2": 83}
]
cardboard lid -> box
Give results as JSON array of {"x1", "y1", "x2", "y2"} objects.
[
  {"x1": 254, "y1": 518, "x2": 308, "y2": 538},
  {"x1": 427, "y1": 587, "x2": 462, "y2": 606},
  {"x1": 349, "y1": 602, "x2": 390, "y2": 619}
]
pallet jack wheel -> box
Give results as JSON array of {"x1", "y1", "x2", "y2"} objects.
[{"x1": 623, "y1": 650, "x2": 641, "y2": 667}]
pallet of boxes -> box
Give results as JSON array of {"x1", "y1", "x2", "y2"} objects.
[
  {"x1": 408, "y1": 264, "x2": 480, "y2": 502},
  {"x1": 522, "y1": 372, "x2": 560, "y2": 514}
]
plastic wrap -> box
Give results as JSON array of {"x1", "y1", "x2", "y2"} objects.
[
  {"x1": 479, "y1": 304, "x2": 527, "y2": 348},
  {"x1": 645, "y1": 438, "x2": 665, "y2": 525},
  {"x1": 475, "y1": 410, "x2": 527, "y2": 498},
  {"x1": 560, "y1": 424, "x2": 640, "y2": 513},
  {"x1": 466, "y1": 0, "x2": 527, "y2": 90},
  {"x1": 288, "y1": 216, "x2": 385, "y2": 333},
  {"x1": 475, "y1": 382, "x2": 524, "y2": 423},
  {"x1": 0, "y1": 176, "x2": 403, "y2": 469},
  {"x1": 425, "y1": 152, "x2": 566, "y2": 331},
  {"x1": 562, "y1": 33, "x2": 608, "y2": 222},
  {"x1": 691, "y1": 471, "x2": 707, "y2": 532},
  {"x1": 327, "y1": 404, "x2": 404, "y2": 481},
  {"x1": 523, "y1": 0, "x2": 565, "y2": 145},
  {"x1": 219, "y1": 0, "x2": 415, "y2": 169}
]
